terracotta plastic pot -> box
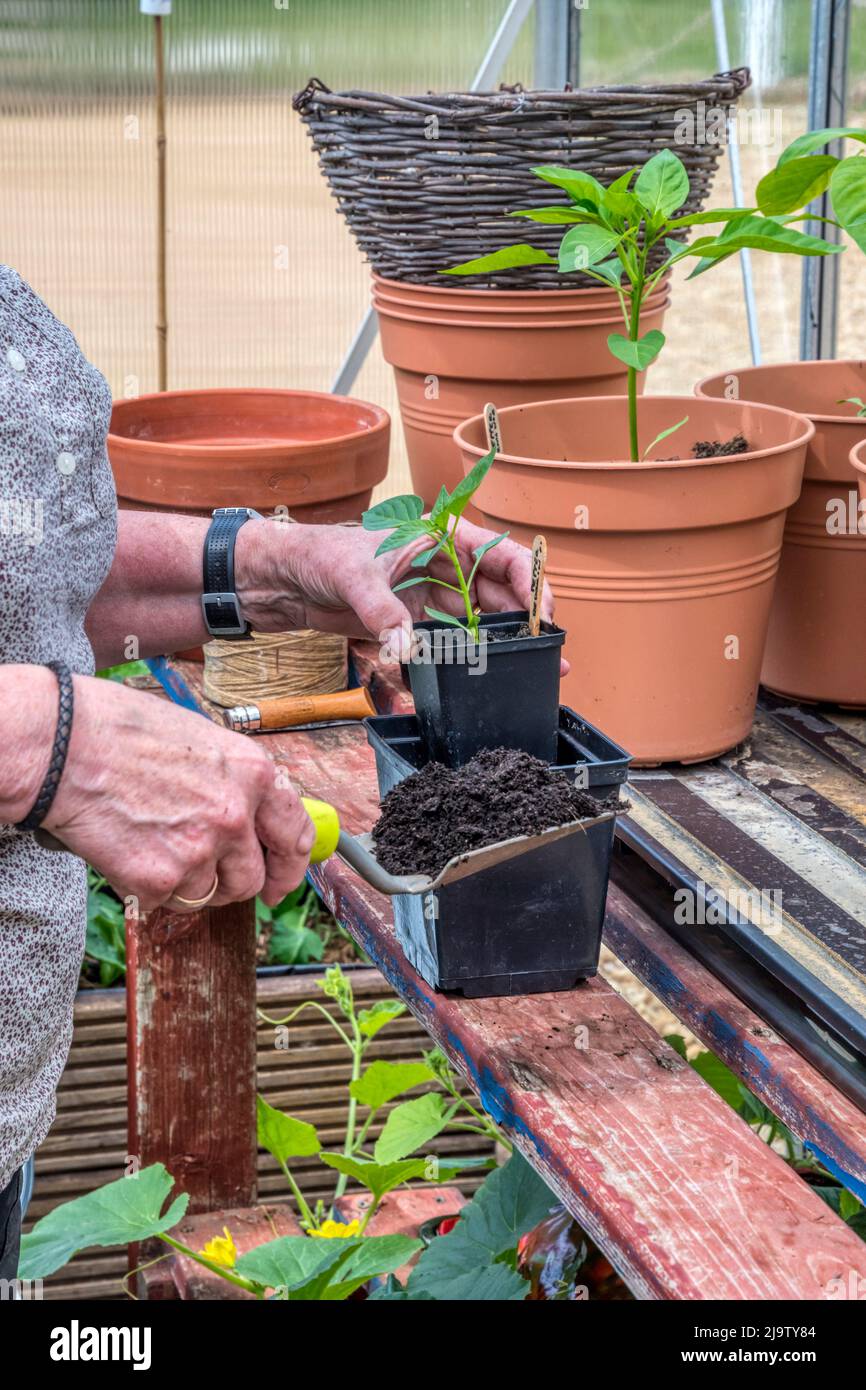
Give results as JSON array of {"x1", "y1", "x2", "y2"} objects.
[
  {"x1": 455, "y1": 395, "x2": 813, "y2": 764},
  {"x1": 108, "y1": 388, "x2": 390, "y2": 522},
  {"x1": 697, "y1": 362, "x2": 866, "y2": 707},
  {"x1": 852, "y1": 437, "x2": 866, "y2": 511},
  {"x1": 373, "y1": 273, "x2": 669, "y2": 506}
]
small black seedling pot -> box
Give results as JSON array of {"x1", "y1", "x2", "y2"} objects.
[
  {"x1": 364, "y1": 711, "x2": 629, "y2": 998},
  {"x1": 405, "y1": 610, "x2": 564, "y2": 767}
]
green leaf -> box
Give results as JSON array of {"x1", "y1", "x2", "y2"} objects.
[
  {"x1": 434, "y1": 444, "x2": 497, "y2": 523},
  {"x1": 689, "y1": 1052, "x2": 743, "y2": 1111},
  {"x1": 235, "y1": 1234, "x2": 421, "y2": 1300},
  {"x1": 663, "y1": 1033, "x2": 689, "y2": 1059},
  {"x1": 423, "y1": 606, "x2": 468, "y2": 630},
  {"x1": 373, "y1": 521, "x2": 431, "y2": 557},
  {"x1": 831, "y1": 156, "x2": 866, "y2": 254},
  {"x1": 601, "y1": 168, "x2": 639, "y2": 220},
  {"x1": 362, "y1": 494, "x2": 424, "y2": 531},
  {"x1": 411, "y1": 533, "x2": 449, "y2": 568},
  {"x1": 641, "y1": 415, "x2": 688, "y2": 460},
  {"x1": 607, "y1": 328, "x2": 665, "y2": 371},
  {"x1": 392, "y1": 575, "x2": 434, "y2": 593},
  {"x1": 778, "y1": 126, "x2": 866, "y2": 167},
  {"x1": 634, "y1": 149, "x2": 689, "y2": 220},
  {"x1": 407, "y1": 1150, "x2": 554, "y2": 1301},
  {"x1": 684, "y1": 214, "x2": 843, "y2": 266},
  {"x1": 357, "y1": 998, "x2": 406, "y2": 1040},
  {"x1": 374, "y1": 1093, "x2": 450, "y2": 1163},
  {"x1": 318, "y1": 1154, "x2": 428, "y2": 1202},
  {"x1": 838, "y1": 396, "x2": 866, "y2": 416},
  {"x1": 558, "y1": 223, "x2": 623, "y2": 272},
  {"x1": 256, "y1": 1095, "x2": 321, "y2": 1163},
  {"x1": 429, "y1": 486, "x2": 450, "y2": 521},
  {"x1": 508, "y1": 206, "x2": 590, "y2": 224},
  {"x1": 668, "y1": 207, "x2": 755, "y2": 229},
  {"x1": 531, "y1": 165, "x2": 606, "y2": 207},
  {"x1": 756, "y1": 156, "x2": 837, "y2": 215},
  {"x1": 19, "y1": 1164, "x2": 188, "y2": 1281},
  {"x1": 442, "y1": 244, "x2": 556, "y2": 276},
  {"x1": 267, "y1": 918, "x2": 323, "y2": 967},
  {"x1": 350, "y1": 1059, "x2": 436, "y2": 1110},
  {"x1": 591, "y1": 256, "x2": 625, "y2": 287}
]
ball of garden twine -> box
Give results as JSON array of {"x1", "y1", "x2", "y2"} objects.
[{"x1": 202, "y1": 629, "x2": 348, "y2": 707}]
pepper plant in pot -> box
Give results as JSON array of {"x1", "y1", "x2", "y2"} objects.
[
  {"x1": 698, "y1": 126, "x2": 866, "y2": 707},
  {"x1": 447, "y1": 150, "x2": 836, "y2": 763},
  {"x1": 362, "y1": 450, "x2": 564, "y2": 768}
]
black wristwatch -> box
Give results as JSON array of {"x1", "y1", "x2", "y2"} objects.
[{"x1": 201, "y1": 507, "x2": 263, "y2": 640}]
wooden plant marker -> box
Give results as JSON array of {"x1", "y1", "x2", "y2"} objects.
[
  {"x1": 529, "y1": 535, "x2": 547, "y2": 637},
  {"x1": 483, "y1": 401, "x2": 501, "y2": 454}
]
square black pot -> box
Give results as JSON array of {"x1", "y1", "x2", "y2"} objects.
[{"x1": 405, "y1": 610, "x2": 564, "y2": 767}]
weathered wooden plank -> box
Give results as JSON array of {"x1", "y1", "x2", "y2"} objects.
[
  {"x1": 126, "y1": 901, "x2": 258, "y2": 1213},
  {"x1": 603, "y1": 882, "x2": 866, "y2": 1202}
]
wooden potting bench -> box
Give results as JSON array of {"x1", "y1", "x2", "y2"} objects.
[{"x1": 130, "y1": 644, "x2": 866, "y2": 1300}]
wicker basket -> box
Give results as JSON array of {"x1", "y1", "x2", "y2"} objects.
[{"x1": 294, "y1": 72, "x2": 751, "y2": 288}]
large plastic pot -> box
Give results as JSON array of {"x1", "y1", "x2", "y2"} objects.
[
  {"x1": 108, "y1": 387, "x2": 390, "y2": 522},
  {"x1": 373, "y1": 274, "x2": 669, "y2": 505},
  {"x1": 697, "y1": 362, "x2": 866, "y2": 707},
  {"x1": 455, "y1": 395, "x2": 814, "y2": 764}
]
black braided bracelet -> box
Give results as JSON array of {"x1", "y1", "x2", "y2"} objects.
[{"x1": 16, "y1": 661, "x2": 75, "y2": 831}]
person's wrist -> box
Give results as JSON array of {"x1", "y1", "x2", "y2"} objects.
[
  {"x1": 232, "y1": 516, "x2": 307, "y2": 632},
  {"x1": 0, "y1": 664, "x2": 63, "y2": 823}
]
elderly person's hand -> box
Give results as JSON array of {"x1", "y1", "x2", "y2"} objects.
[{"x1": 235, "y1": 517, "x2": 564, "y2": 662}]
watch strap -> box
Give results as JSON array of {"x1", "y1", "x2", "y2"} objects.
[{"x1": 202, "y1": 508, "x2": 261, "y2": 639}]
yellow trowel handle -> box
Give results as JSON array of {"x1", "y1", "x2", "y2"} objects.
[{"x1": 301, "y1": 797, "x2": 341, "y2": 864}]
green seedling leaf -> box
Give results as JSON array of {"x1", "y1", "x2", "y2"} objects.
[
  {"x1": 357, "y1": 998, "x2": 406, "y2": 1040},
  {"x1": 442, "y1": 244, "x2": 556, "y2": 276},
  {"x1": 466, "y1": 531, "x2": 509, "y2": 589},
  {"x1": 838, "y1": 396, "x2": 866, "y2": 417},
  {"x1": 411, "y1": 533, "x2": 449, "y2": 568},
  {"x1": 318, "y1": 1154, "x2": 429, "y2": 1202},
  {"x1": 374, "y1": 1093, "x2": 451, "y2": 1164},
  {"x1": 558, "y1": 223, "x2": 623, "y2": 272},
  {"x1": 668, "y1": 207, "x2": 756, "y2": 229},
  {"x1": 607, "y1": 328, "x2": 665, "y2": 371},
  {"x1": 407, "y1": 1150, "x2": 554, "y2": 1301},
  {"x1": 435, "y1": 444, "x2": 497, "y2": 522},
  {"x1": 756, "y1": 155, "x2": 837, "y2": 215},
  {"x1": 778, "y1": 126, "x2": 866, "y2": 166},
  {"x1": 634, "y1": 148, "x2": 690, "y2": 220},
  {"x1": 531, "y1": 165, "x2": 606, "y2": 207},
  {"x1": 362, "y1": 494, "x2": 424, "y2": 531},
  {"x1": 641, "y1": 415, "x2": 688, "y2": 460},
  {"x1": 236, "y1": 1234, "x2": 421, "y2": 1300},
  {"x1": 601, "y1": 168, "x2": 638, "y2": 220},
  {"x1": 19, "y1": 1164, "x2": 188, "y2": 1281},
  {"x1": 508, "y1": 206, "x2": 590, "y2": 224},
  {"x1": 591, "y1": 256, "x2": 625, "y2": 287},
  {"x1": 684, "y1": 215, "x2": 844, "y2": 271},
  {"x1": 350, "y1": 1059, "x2": 436, "y2": 1110},
  {"x1": 392, "y1": 575, "x2": 435, "y2": 593},
  {"x1": 267, "y1": 918, "x2": 323, "y2": 967},
  {"x1": 423, "y1": 606, "x2": 469, "y2": 630},
  {"x1": 830, "y1": 156, "x2": 866, "y2": 254},
  {"x1": 429, "y1": 485, "x2": 451, "y2": 521},
  {"x1": 689, "y1": 1051, "x2": 744, "y2": 1112},
  {"x1": 257, "y1": 1095, "x2": 321, "y2": 1163},
  {"x1": 373, "y1": 521, "x2": 432, "y2": 556}
]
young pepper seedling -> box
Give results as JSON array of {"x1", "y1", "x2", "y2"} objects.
[{"x1": 362, "y1": 446, "x2": 507, "y2": 642}]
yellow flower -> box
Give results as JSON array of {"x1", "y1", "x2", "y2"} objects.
[
  {"x1": 309, "y1": 1219, "x2": 360, "y2": 1239},
  {"x1": 199, "y1": 1226, "x2": 238, "y2": 1268}
]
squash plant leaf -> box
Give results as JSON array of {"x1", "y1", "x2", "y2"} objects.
[
  {"x1": 756, "y1": 155, "x2": 837, "y2": 216},
  {"x1": 607, "y1": 329, "x2": 665, "y2": 371},
  {"x1": 634, "y1": 149, "x2": 690, "y2": 221},
  {"x1": 362, "y1": 494, "x2": 424, "y2": 530},
  {"x1": 257, "y1": 1095, "x2": 321, "y2": 1163},
  {"x1": 830, "y1": 156, "x2": 866, "y2": 255},
  {"x1": 349, "y1": 1059, "x2": 436, "y2": 1109},
  {"x1": 357, "y1": 998, "x2": 406, "y2": 1039},
  {"x1": 236, "y1": 1234, "x2": 421, "y2": 1300},
  {"x1": 318, "y1": 1154, "x2": 429, "y2": 1202},
  {"x1": 373, "y1": 1092, "x2": 452, "y2": 1164},
  {"x1": 19, "y1": 1164, "x2": 188, "y2": 1281},
  {"x1": 442, "y1": 244, "x2": 556, "y2": 276},
  {"x1": 406, "y1": 1150, "x2": 556, "y2": 1301}
]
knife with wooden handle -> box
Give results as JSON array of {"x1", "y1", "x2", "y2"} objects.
[{"x1": 222, "y1": 686, "x2": 377, "y2": 733}]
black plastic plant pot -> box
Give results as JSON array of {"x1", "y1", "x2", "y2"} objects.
[
  {"x1": 405, "y1": 610, "x2": 564, "y2": 767},
  {"x1": 365, "y1": 705, "x2": 631, "y2": 802},
  {"x1": 389, "y1": 813, "x2": 616, "y2": 998}
]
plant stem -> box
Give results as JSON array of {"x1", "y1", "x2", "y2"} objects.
[
  {"x1": 627, "y1": 281, "x2": 642, "y2": 464},
  {"x1": 446, "y1": 527, "x2": 478, "y2": 639},
  {"x1": 333, "y1": 1020, "x2": 363, "y2": 1203},
  {"x1": 157, "y1": 1233, "x2": 263, "y2": 1296},
  {"x1": 281, "y1": 1158, "x2": 317, "y2": 1231}
]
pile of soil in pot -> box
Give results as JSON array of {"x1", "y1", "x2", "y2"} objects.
[{"x1": 372, "y1": 747, "x2": 618, "y2": 877}]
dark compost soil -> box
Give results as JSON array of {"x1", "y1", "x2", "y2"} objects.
[
  {"x1": 661, "y1": 435, "x2": 751, "y2": 462},
  {"x1": 372, "y1": 747, "x2": 617, "y2": 877}
]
